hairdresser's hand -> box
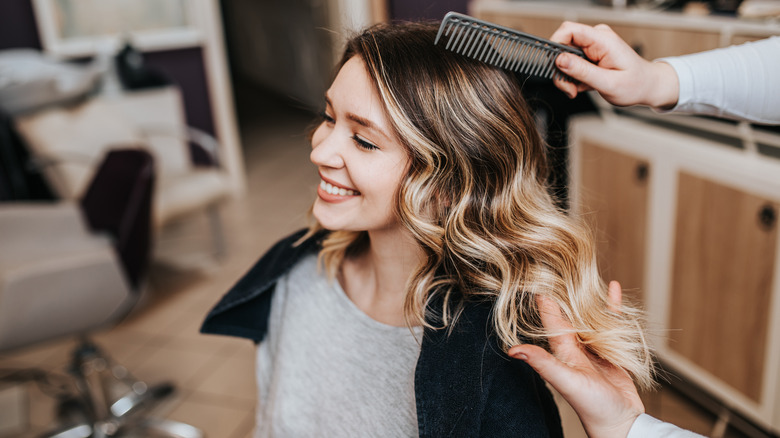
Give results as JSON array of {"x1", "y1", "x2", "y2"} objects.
[
  {"x1": 550, "y1": 21, "x2": 679, "y2": 109},
  {"x1": 508, "y1": 281, "x2": 644, "y2": 438}
]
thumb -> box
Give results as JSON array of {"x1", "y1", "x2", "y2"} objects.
[
  {"x1": 508, "y1": 344, "x2": 581, "y2": 397},
  {"x1": 556, "y1": 53, "x2": 610, "y2": 91}
]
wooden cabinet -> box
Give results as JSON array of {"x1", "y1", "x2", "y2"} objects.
[
  {"x1": 579, "y1": 143, "x2": 650, "y2": 304},
  {"x1": 596, "y1": 24, "x2": 720, "y2": 59},
  {"x1": 669, "y1": 173, "x2": 778, "y2": 403},
  {"x1": 471, "y1": 1, "x2": 780, "y2": 58},
  {"x1": 569, "y1": 113, "x2": 780, "y2": 434}
]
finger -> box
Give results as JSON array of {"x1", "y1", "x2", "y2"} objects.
[
  {"x1": 552, "y1": 76, "x2": 577, "y2": 99},
  {"x1": 608, "y1": 280, "x2": 623, "y2": 313},
  {"x1": 549, "y1": 21, "x2": 579, "y2": 45},
  {"x1": 537, "y1": 295, "x2": 580, "y2": 357},
  {"x1": 576, "y1": 83, "x2": 594, "y2": 93},
  {"x1": 549, "y1": 21, "x2": 602, "y2": 48},
  {"x1": 555, "y1": 52, "x2": 614, "y2": 92},
  {"x1": 508, "y1": 344, "x2": 584, "y2": 399}
]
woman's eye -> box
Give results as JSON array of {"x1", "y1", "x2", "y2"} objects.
[
  {"x1": 320, "y1": 111, "x2": 335, "y2": 124},
  {"x1": 352, "y1": 134, "x2": 379, "y2": 151}
]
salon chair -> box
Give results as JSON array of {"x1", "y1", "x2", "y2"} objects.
[
  {"x1": 13, "y1": 87, "x2": 232, "y2": 260},
  {"x1": 0, "y1": 149, "x2": 202, "y2": 437}
]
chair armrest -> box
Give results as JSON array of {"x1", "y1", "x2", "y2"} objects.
[{"x1": 139, "y1": 125, "x2": 222, "y2": 167}]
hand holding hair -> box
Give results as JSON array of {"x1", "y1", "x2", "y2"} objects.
[
  {"x1": 508, "y1": 281, "x2": 645, "y2": 438},
  {"x1": 550, "y1": 21, "x2": 679, "y2": 109}
]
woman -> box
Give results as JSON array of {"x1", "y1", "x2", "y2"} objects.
[{"x1": 201, "y1": 21, "x2": 653, "y2": 437}]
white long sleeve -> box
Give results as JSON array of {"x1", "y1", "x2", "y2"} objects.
[
  {"x1": 658, "y1": 36, "x2": 780, "y2": 125},
  {"x1": 627, "y1": 414, "x2": 707, "y2": 438}
]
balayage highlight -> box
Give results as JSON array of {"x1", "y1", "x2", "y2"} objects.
[{"x1": 307, "y1": 21, "x2": 654, "y2": 390}]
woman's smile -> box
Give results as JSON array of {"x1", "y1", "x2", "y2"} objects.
[{"x1": 318, "y1": 175, "x2": 361, "y2": 202}]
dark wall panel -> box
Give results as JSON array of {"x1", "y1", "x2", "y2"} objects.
[
  {"x1": 388, "y1": 0, "x2": 468, "y2": 21},
  {"x1": 144, "y1": 48, "x2": 215, "y2": 136},
  {"x1": 0, "y1": 0, "x2": 42, "y2": 50}
]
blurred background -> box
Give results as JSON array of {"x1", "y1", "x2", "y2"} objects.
[{"x1": 1, "y1": 0, "x2": 779, "y2": 437}]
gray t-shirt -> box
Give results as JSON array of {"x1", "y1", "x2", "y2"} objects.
[{"x1": 255, "y1": 254, "x2": 422, "y2": 437}]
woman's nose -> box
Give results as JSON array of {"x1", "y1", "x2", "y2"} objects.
[{"x1": 310, "y1": 124, "x2": 345, "y2": 169}]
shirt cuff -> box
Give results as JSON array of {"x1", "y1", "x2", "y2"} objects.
[{"x1": 627, "y1": 413, "x2": 706, "y2": 438}]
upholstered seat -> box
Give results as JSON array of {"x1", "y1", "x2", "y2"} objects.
[
  {"x1": 13, "y1": 87, "x2": 230, "y2": 257},
  {"x1": 0, "y1": 149, "x2": 202, "y2": 437}
]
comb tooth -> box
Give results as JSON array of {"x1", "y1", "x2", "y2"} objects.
[
  {"x1": 495, "y1": 34, "x2": 513, "y2": 67},
  {"x1": 434, "y1": 18, "x2": 454, "y2": 46},
  {"x1": 499, "y1": 37, "x2": 521, "y2": 69},
  {"x1": 443, "y1": 20, "x2": 455, "y2": 38},
  {"x1": 495, "y1": 36, "x2": 512, "y2": 68},
  {"x1": 539, "y1": 52, "x2": 556, "y2": 78},
  {"x1": 477, "y1": 30, "x2": 498, "y2": 62},
  {"x1": 507, "y1": 42, "x2": 530, "y2": 72},
  {"x1": 456, "y1": 23, "x2": 474, "y2": 51},
  {"x1": 455, "y1": 24, "x2": 476, "y2": 54},
  {"x1": 517, "y1": 45, "x2": 534, "y2": 74},
  {"x1": 547, "y1": 50, "x2": 562, "y2": 79},
  {"x1": 531, "y1": 46, "x2": 549, "y2": 76},
  {"x1": 475, "y1": 28, "x2": 492, "y2": 61},
  {"x1": 530, "y1": 46, "x2": 549, "y2": 77},
  {"x1": 522, "y1": 45, "x2": 542, "y2": 75},
  {"x1": 460, "y1": 24, "x2": 480, "y2": 56},
  {"x1": 516, "y1": 42, "x2": 536, "y2": 72},
  {"x1": 539, "y1": 50, "x2": 557, "y2": 79},
  {"x1": 486, "y1": 32, "x2": 506, "y2": 65},
  {"x1": 538, "y1": 48, "x2": 556, "y2": 78},
  {"x1": 466, "y1": 27, "x2": 489, "y2": 58},
  {"x1": 446, "y1": 23, "x2": 467, "y2": 51}
]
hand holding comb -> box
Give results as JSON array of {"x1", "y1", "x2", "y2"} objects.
[{"x1": 435, "y1": 12, "x2": 587, "y2": 81}]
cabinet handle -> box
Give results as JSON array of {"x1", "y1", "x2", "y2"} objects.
[
  {"x1": 635, "y1": 163, "x2": 650, "y2": 183},
  {"x1": 758, "y1": 204, "x2": 777, "y2": 231}
]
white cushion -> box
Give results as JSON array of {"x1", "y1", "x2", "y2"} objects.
[
  {"x1": 155, "y1": 170, "x2": 231, "y2": 226},
  {"x1": 14, "y1": 99, "x2": 144, "y2": 199}
]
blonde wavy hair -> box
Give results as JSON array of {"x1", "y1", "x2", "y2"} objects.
[{"x1": 306, "y1": 21, "x2": 653, "y2": 389}]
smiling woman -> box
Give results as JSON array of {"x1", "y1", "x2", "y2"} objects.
[
  {"x1": 310, "y1": 57, "x2": 410, "y2": 236},
  {"x1": 201, "y1": 20, "x2": 653, "y2": 438}
]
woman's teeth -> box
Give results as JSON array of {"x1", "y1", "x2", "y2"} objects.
[{"x1": 321, "y1": 180, "x2": 359, "y2": 196}]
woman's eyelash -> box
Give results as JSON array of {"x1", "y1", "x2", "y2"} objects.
[
  {"x1": 352, "y1": 134, "x2": 378, "y2": 151},
  {"x1": 320, "y1": 111, "x2": 334, "y2": 123},
  {"x1": 318, "y1": 111, "x2": 377, "y2": 150}
]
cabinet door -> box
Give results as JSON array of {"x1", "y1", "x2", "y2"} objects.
[
  {"x1": 579, "y1": 142, "x2": 650, "y2": 305},
  {"x1": 669, "y1": 172, "x2": 779, "y2": 402}
]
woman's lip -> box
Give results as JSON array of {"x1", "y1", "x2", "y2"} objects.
[
  {"x1": 317, "y1": 183, "x2": 357, "y2": 203},
  {"x1": 318, "y1": 173, "x2": 358, "y2": 192}
]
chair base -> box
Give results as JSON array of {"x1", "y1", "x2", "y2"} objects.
[{"x1": 35, "y1": 339, "x2": 203, "y2": 438}]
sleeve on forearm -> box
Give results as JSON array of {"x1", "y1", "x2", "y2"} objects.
[
  {"x1": 655, "y1": 36, "x2": 780, "y2": 125},
  {"x1": 627, "y1": 413, "x2": 707, "y2": 438}
]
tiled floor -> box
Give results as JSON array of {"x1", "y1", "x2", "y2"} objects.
[{"x1": 0, "y1": 87, "x2": 755, "y2": 437}]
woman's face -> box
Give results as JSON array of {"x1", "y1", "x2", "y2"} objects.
[{"x1": 310, "y1": 56, "x2": 409, "y2": 233}]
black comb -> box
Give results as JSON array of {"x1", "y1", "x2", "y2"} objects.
[{"x1": 435, "y1": 12, "x2": 586, "y2": 81}]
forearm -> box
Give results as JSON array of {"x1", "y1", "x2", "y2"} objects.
[{"x1": 656, "y1": 36, "x2": 780, "y2": 125}]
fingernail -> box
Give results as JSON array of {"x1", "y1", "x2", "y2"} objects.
[
  {"x1": 512, "y1": 352, "x2": 528, "y2": 361},
  {"x1": 557, "y1": 54, "x2": 570, "y2": 69}
]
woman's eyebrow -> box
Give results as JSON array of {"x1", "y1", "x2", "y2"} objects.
[{"x1": 324, "y1": 94, "x2": 390, "y2": 140}]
